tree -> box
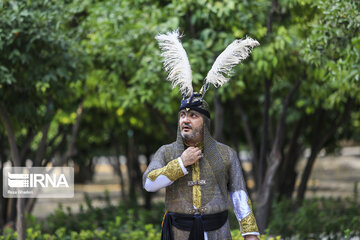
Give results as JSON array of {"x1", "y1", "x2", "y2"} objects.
[
  {"x1": 296, "y1": 0, "x2": 360, "y2": 203},
  {"x1": 68, "y1": 0, "x2": 360, "y2": 232},
  {"x1": 2, "y1": 0, "x2": 358, "y2": 235},
  {"x1": 0, "y1": 1, "x2": 86, "y2": 238}
]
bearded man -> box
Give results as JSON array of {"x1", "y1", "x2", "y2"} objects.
[{"x1": 143, "y1": 30, "x2": 260, "y2": 240}]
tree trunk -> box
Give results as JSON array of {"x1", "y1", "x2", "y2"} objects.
[
  {"x1": 34, "y1": 101, "x2": 53, "y2": 167},
  {"x1": 44, "y1": 131, "x2": 67, "y2": 167},
  {"x1": 296, "y1": 146, "x2": 319, "y2": 202},
  {"x1": 127, "y1": 130, "x2": 138, "y2": 205},
  {"x1": 25, "y1": 198, "x2": 37, "y2": 215},
  {"x1": 16, "y1": 198, "x2": 25, "y2": 240},
  {"x1": 0, "y1": 160, "x2": 4, "y2": 228},
  {"x1": 0, "y1": 104, "x2": 21, "y2": 167},
  {"x1": 257, "y1": 0, "x2": 278, "y2": 192},
  {"x1": 26, "y1": 102, "x2": 82, "y2": 217},
  {"x1": 6, "y1": 198, "x2": 17, "y2": 228},
  {"x1": 236, "y1": 96, "x2": 259, "y2": 190},
  {"x1": 0, "y1": 103, "x2": 26, "y2": 239},
  {"x1": 33, "y1": 122, "x2": 51, "y2": 166},
  {"x1": 229, "y1": 108, "x2": 240, "y2": 155},
  {"x1": 256, "y1": 79, "x2": 301, "y2": 232},
  {"x1": 214, "y1": 89, "x2": 224, "y2": 142},
  {"x1": 258, "y1": 77, "x2": 271, "y2": 189},
  {"x1": 114, "y1": 143, "x2": 126, "y2": 201},
  {"x1": 267, "y1": 0, "x2": 278, "y2": 35},
  {"x1": 297, "y1": 99, "x2": 353, "y2": 203},
  {"x1": 19, "y1": 129, "x2": 35, "y2": 164},
  {"x1": 0, "y1": 142, "x2": 10, "y2": 228},
  {"x1": 59, "y1": 102, "x2": 83, "y2": 165},
  {"x1": 74, "y1": 162, "x2": 94, "y2": 183},
  {"x1": 278, "y1": 118, "x2": 305, "y2": 199}
]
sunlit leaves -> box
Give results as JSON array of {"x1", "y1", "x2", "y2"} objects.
[{"x1": 300, "y1": 0, "x2": 360, "y2": 110}]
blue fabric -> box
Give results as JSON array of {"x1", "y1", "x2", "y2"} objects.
[{"x1": 179, "y1": 93, "x2": 210, "y2": 118}]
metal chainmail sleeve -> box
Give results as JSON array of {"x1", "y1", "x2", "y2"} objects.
[
  {"x1": 143, "y1": 145, "x2": 182, "y2": 190},
  {"x1": 227, "y1": 148, "x2": 260, "y2": 236}
]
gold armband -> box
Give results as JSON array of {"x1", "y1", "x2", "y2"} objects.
[
  {"x1": 240, "y1": 199, "x2": 259, "y2": 233},
  {"x1": 148, "y1": 158, "x2": 185, "y2": 182}
]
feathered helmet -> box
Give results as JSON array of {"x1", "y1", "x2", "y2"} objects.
[{"x1": 156, "y1": 30, "x2": 259, "y2": 119}]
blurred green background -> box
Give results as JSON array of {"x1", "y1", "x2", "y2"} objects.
[{"x1": 0, "y1": 0, "x2": 359, "y2": 239}]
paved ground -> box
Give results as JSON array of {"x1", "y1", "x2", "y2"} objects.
[{"x1": 297, "y1": 146, "x2": 360, "y2": 199}]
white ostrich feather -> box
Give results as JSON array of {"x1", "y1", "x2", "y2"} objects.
[
  {"x1": 205, "y1": 37, "x2": 259, "y2": 88},
  {"x1": 155, "y1": 30, "x2": 193, "y2": 97}
]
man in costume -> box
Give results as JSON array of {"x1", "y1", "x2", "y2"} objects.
[{"x1": 143, "y1": 30, "x2": 260, "y2": 240}]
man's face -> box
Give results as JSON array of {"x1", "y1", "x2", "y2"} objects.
[{"x1": 179, "y1": 109, "x2": 204, "y2": 142}]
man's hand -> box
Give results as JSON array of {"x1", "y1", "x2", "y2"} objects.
[
  {"x1": 244, "y1": 235, "x2": 260, "y2": 240},
  {"x1": 181, "y1": 147, "x2": 202, "y2": 167}
]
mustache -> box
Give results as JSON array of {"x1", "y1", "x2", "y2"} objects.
[{"x1": 182, "y1": 123, "x2": 192, "y2": 129}]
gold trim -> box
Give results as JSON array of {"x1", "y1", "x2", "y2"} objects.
[
  {"x1": 192, "y1": 161, "x2": 201, "y2": 208},
  {"x1": 161, "y1": 211, "x2": 168, "y2": 228},
  {"x1": 183, "y1": 142, "x2": 204, "y2": 210},
  {"x1": 240, "y1": 199, "x2": 259, "y2": 234},
  {"x1": 148, "y1": 158, "x2": 184, "y2": 182},
  {"x1": 199, "y1": 85, "x2": 204, "y2": 95},
  {"x1": 184, "y1": 141, "x2": 203, "y2": 149}
]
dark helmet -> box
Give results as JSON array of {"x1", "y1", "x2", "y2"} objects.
[{"x1": 179, "y1": 92, "x2": 210, "y2": 119}]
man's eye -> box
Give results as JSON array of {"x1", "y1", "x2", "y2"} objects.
[{"x1": 191, "y1": 113, "x2": 197, "y2": 118}]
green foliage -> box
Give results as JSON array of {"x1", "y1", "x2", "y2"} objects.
[
  {"x1": 1, "y1": 193, "x2": 164, "y2": 239},
  {"x1": 300, "y1": 0, "x2": 360, "y2": 109},
  {"x1": 2, "y1": 192, "x2": 358, "y2": 239},
  {"x1": 0, "y1": 193, "x2": 243, "y2": 239},
  {"x1": 0, "y1": 0, "x2": 84, "y2": 113},
  {"x1": 1, "y1": 224, "x2": 161, "y2": 240},
  {"x1": 40, "y1": 194, "x2": 164, "y2": 234},
  {"x1": 0, "y1": 0, "x2": 87, "y2": 166},
  {"x1": 1, "y1": 0, "x2": 360, "y2": 237},
  {"x1": 267, "y1": 193, "x2": 360, "y2": 239}
]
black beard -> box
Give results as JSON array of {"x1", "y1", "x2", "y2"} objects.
[{"x1": 180, "y1": 125, "x2": 203, "y2": 143}]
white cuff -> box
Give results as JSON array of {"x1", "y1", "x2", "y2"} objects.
[
  {"x1": 242, "y1": 232, "x2": 260, "y2": 236},
  {"x1": 177, "y1": 157, "x2": 188, "y2": 175},
  {"x1": 230, "y1": 190, "x2": 251, "y2": 220},
  {"x1": 144, "y1": 175, "x2": 172, "y2": 192}
]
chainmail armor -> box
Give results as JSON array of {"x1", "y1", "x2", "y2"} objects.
[{"x1": 143, "y1": 111, "x2": 256, "y2": 239}]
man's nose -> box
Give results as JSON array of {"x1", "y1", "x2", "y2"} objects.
[{"x1": 182, "y1": 114, "x2": 190, "y2": 122}]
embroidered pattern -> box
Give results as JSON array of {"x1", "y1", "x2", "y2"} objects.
[
  {"x1": 192, "y1": 161, "x2": 201, "y2": 208},
  {"x1": 190, "y1": 142, "x2": 204, "y2": 209},
  {"x1": 148, "y1": 158, "x2": 184, "y2": 182},
  {"x1": 240, "y1": 199, "x2": 259, "y2": 234}
]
